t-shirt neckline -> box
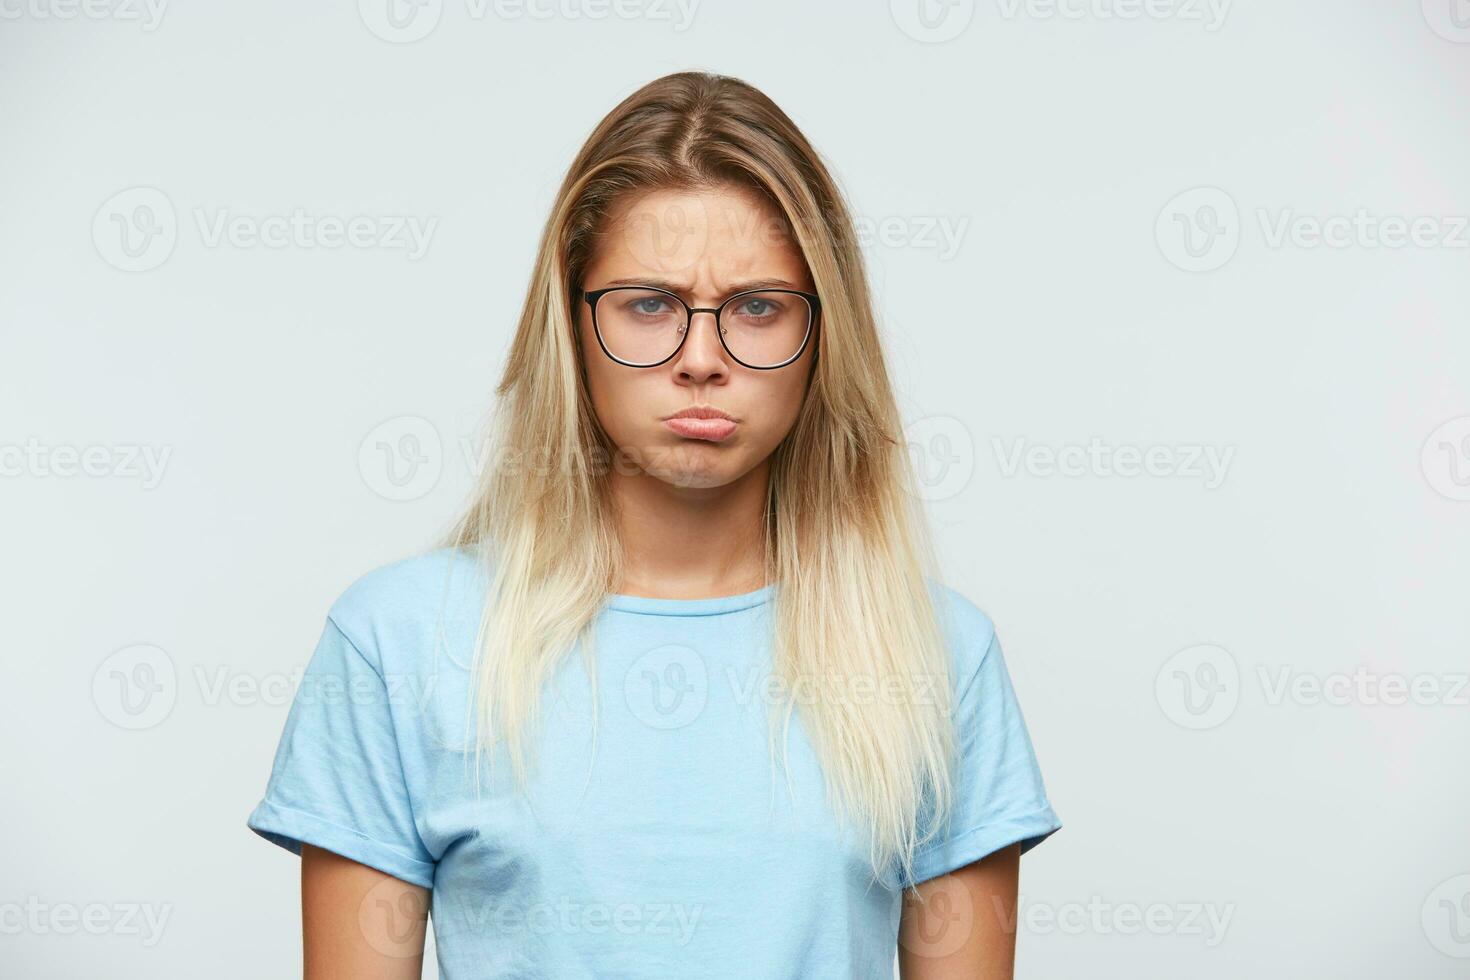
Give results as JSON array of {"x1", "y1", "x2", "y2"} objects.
[{"x1": 605, "y1": 582, "x2": 777, "y2": 617}]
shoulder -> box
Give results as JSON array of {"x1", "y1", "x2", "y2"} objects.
[
  {"x1": 324, "y1": 546, "x2": 487, "y2": 673},
  {"x1": 925, "y1": 578, "x2": 998, "y2": 654},
  {"x1": 924, "y1": 578, "x2": 1002, "y2": 692},
  {"x1": 328, "y1": 545, "x2": 484, "y2": 622}
]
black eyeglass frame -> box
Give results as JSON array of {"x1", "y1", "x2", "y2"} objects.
[{"x1": 580, "y1": 285, "x2": 821, "y2": 370}]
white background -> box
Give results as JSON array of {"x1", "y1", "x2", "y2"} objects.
[{"x1": 3, "y1": 1, "x2": 1468, "y2": 977}]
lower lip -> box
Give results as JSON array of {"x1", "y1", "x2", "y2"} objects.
[{"x1": 664, "y1": 417, "x2": 737, "y2": 442}]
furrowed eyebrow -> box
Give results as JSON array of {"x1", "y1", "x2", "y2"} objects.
[{"x1": 599, "y1": 277, "x2": 797, "y2": 296}]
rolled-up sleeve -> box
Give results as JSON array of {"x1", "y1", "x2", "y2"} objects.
[
  {"x1": 900, "y1": 625, "x2": 1061, "y2": 888},
  {"x1": 246, "y1": 616, "x2": 436, "y2": 889}
]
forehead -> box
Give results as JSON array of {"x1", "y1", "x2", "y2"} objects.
[{"x1": 589, "y1": 183, "x2": 810, "y2": 288}]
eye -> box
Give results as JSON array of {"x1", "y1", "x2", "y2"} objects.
[
  {"x1": 734, "y1": 297, "x2": 780, "y2": 318},
  {"x1": 627, "y1": 296, "x2": 673, "y2": 316}
]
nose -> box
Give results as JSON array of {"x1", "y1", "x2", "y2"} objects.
[{"x1": 672, "y1": 309, "x2": 729, "y2": 381}]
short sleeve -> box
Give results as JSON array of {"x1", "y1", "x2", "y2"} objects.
[
  {"x1": 900, "y1": 625, "x2": 1062, "y2": 888},
  {"x1": 246, "y1": 616, "x2": 436, "y2": 888}
]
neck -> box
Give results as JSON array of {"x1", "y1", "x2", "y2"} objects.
[{"x1": 607, "y1": 460, "x2": 770, "y2": 599}]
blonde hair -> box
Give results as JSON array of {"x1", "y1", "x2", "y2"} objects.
[{"x1": 443, "y1": 70, "x2": 956, "y2": 891}]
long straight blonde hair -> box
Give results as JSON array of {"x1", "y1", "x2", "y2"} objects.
[{"x1": 443, "y1": 70, "x2": 956, "y2": 891}]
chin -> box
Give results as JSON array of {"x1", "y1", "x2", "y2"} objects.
[
  {"x1": 646, "y1": 448, "x2": 742, "y2": 490},
  {"x1": 656, "y1": 472, "x2": 727, "y2": 490},
  {"x1": 653, "y1": 460, "x2": 735, "y2": 490}
]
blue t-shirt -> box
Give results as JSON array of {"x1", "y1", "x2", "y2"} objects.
[{"x1": 247, "y1": 547, "x2": 1060, "y2": 978}]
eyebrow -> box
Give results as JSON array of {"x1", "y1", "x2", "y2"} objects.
[{"x1": 598, "y1": 277, "x2": 798, "y2": 295}]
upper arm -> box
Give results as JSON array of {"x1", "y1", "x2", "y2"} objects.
[
  {"x1": 246, "y1": 594, "x2": 440, "y2": 977},
  {"x1": 897, "y1": 842, "x2": 1020, "y2": 980},
  {"x1": 897, "y1": 604, "x2": 1061, "y2": 890},
  {"x1": 302, "y1": 843, "x2": 429, "y2": 980}
]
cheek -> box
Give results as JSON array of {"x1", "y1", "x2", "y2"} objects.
[
  {"x1": 579, "y1": 315, "x2": 617, "y2": 420},
  {"x1": 750, "y1": 371, "x2": 810, "y2": 443},
  {"x1": 580, "y1": 320, "x2": 653, "y2": 441},
  {"x1": 582, "y1": 345, "x2": 622, "y2": 419}
]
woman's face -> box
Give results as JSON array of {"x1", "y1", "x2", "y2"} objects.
[{"x1": 577, "y1": 184, "x2": 817, "y2": 490}]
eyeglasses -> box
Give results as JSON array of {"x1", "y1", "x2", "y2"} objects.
[{"x1": 581, "y1": 285, "x2": 820, "y2": 370}]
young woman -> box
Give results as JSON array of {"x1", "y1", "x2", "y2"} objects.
[{"x1": 248, "y1": 71, "x2": 1061, "y2": 979}]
